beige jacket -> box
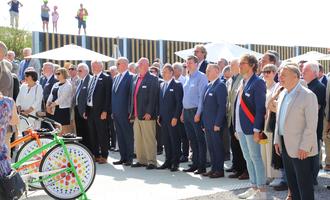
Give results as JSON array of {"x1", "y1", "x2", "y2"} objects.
[
  {"x1": 226, "y1": 74, "x2": 243, "y2": 127},
  {"x1": 274, "y1": 83, "x2": 318, "y2": 158}
]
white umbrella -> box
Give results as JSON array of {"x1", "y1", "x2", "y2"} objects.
[
  {"x1": 286, "y1": 51, "x2": 327, "y2": 62},
  {"x1": 27, "y1": 44, "x2": 115, "y2": 62},
  {"x1": 175, "y1": 42, "x2": 263, "y2": 62}
]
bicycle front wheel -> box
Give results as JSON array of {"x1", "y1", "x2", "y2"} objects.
[{"x1": 39, "y1": 142, "x2": 96, "y2": 199}]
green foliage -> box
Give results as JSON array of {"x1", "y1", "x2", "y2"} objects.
[{"x1": 0, "y1": 26, "x2": 32, "y2": 60}]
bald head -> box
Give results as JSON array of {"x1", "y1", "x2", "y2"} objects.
[{"x1": 137, "y1": 57, "x2": 150, "y2": 75}]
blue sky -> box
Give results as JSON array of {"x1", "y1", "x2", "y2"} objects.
[{"x1": 1, "y1": 0, "x2": 330, "y2": 47}]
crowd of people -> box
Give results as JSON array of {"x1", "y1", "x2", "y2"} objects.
[
  {"x1": 7, "y1": 0, "x2": 87, "y2": 34},
  {"x1": 1, "y1": 40, "x2": 330, "y2": 200}
]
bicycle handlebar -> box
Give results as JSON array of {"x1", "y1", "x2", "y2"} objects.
[{"x1": 20, "y1": 114, "x2": 62, "y2": 133}]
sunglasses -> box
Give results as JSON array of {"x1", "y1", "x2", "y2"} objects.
[
  {"x1": 55, "y1": 73, "x2": 61, "y2": 75},
  {"x1": 262, "y1": 71, "x2": 272, "y2": 74}
]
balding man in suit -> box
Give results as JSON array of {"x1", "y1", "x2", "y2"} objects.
[{"x1": 274, "y1": 63, "x2": 318, "y2": 200}]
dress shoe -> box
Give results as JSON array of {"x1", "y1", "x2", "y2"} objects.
[
  {"x1": 95, "y1": 157, "x2": 102, "y2": 163},
  {"x1": 202, "y1": 170, "x2": 214, "y2": 177},
  {"x1": 228, "y1": 172, "x2": 240, "y2": 178},
  {"x1": 109, "y1": 146, "x2": 116, "y2": 151},
  {"x1": 183, "y1": 167, "x2": 198, "y2": 172},
  {"x1": 238, "y1": 171, "x2": 249, "y2": 180},
  {"x1": 194, "y1": 168, "x2": 206, "y2": 175},
  {"x1": 170, "y1": 166, "x2": 179, "y2": 172},
  {"x1": 123, "y1": 161, "x2": 132, "y2": 166},
  {"x1": 131, "y1": 162, "x2": 146, "y2": 168},
  {"x1": 273, "y1": 182, "x2": 288, "y2": 191},
  {"x1": 146, "y1": 164, "x2": 157, "y2": 170},
  {"x1": 324, "y1": 164, "x2": 330, "y2": 171},
  {"x1": 113, "y1": 160, "x2": 126, "y2": 165},
  {"x1": 209, "y1": 171, "x2": 224, "y2": 178},
  {"x1": 225, "y1": 167, "x2": 234, "y2": 173},
  {"x1": 179, "y1": 156, "x2": 188, "y2": 163},
  {"x1": 98, "y1": 157, "x2": 108, "y2": 164},
  {"x1": 157, "y1": 164, "x2": 171, "y2": 170}
]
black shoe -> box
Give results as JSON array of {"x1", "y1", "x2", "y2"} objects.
[
  {"x1": 273, "y1": 182, "x2": 288, "y2": 191},
  {"x1": 157, "y1": 164, "x2": 171, "y2": 170},
  {"x1": 225, "y1": 167, "x2": 234, "y2": 173},
  {"x1": 179, "y1": 156, "x2": 188, "y2": 163},
  {"x1": 157, "y1": 150, "x2": 163, "y2": 155},
  {"x1": 183, "y1": 167, "x2": 198, "y2": 172},
  {"x1": 131, "y1": 162, "x2": 146, "y2": 168},
  {"x1": 133, "y1": 153, "x2": 137, "y2": 158},
  {"x1": 146, "y1": 164, "x2": 157, "y2": 170},
  {"x1": 228, "y1": 172, "x2": 240, "y2": 178},
  {"x1": 170, "y1": 165, "x2": 179, "y2": 172},
  {"x1": 123, "y1": 161, "x2": 132, "y2": 166},
  {"x1": 194, "y1": 168, "x2": 206, "y2": 174},
  {"x1": 109, "y1": 146, "x2": 116, "y2": 151},
  {"x1": 113, "y1": 160, "x2": 126, "y2": 165}
]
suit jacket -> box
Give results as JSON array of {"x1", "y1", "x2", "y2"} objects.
[
  {"x1": 234, "y1": 74, "x2": 266, "y2": 134},
  {"x1": 159, "y1": 79, "x2": 183, "y2": 122},
  {"x1": 112, "y1": 71, "x2": 133, "y2": 118},
  {"x1": 320, "y1": 75, "x2": 328, "y2": 87},
  {"x1": 76, "y1": 74, "x2": 91, "y2": 117},
  {"x1": 226, "y1": 74, "x2": 243, "y2": 127},
  {"x1": 40, "y1": 75, "x2": 58, "y2": 103},
  {"x1": 199, "y1": 60, "x2": 208, "y2": 74},
  {"x1": 274, "y1": 83, "x2": 318, "y2": 158},
  {"x1": 129, "y1": 72, "x2": 159, "y2": 120},
  {"x1": 0, "y1": 60, "x2": 14, "y2": 97},
  {"x1": 18, "y1": 58, "x2": 41, "y2": 80},
  {"x1": 202, "y1": 78, "x2": 227, "y2": 130},
  {"x1": 86, "y1": 72, "x2": 112, "y2": 116}
]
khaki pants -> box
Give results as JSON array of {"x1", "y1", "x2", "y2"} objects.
[
  {"x1": 323, "y1": 118, "x2": 330, "y2": 165},
  {"x1": 10, "y1": 11, "x2": 19, "y2": 28},
  {"x1": 261, "y1": 131, "x2": 280, "y2": 178},
  {"x1": 133, "y1": 119, "x2": 157, "y2": 165}
]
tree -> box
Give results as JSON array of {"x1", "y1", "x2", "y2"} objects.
[{"x1": 0, "y1": 26, "x2": 32, "y2": 60}]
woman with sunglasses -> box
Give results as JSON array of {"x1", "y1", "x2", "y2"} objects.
[
  {"x1": 46, "y1": 67, "x2": 72, "y2": 135},
  {"x1": 16, "y1": 70, "x2": 43, "y2": 130}
]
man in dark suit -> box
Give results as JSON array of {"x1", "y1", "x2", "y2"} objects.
[
  {"x1": 157, "y1": 64, "x2": 183, "y2": 172},
  {"x1": 194, "y1": 44, "x2": 208, "y2": 74},
  {"x1": 85, "y1": 60, "x2": 112, "y2": 164},
  {"x1": 39, "y1": 62, "x2": 58, "y2": 128},
  {"x1": 74, "y1": 63, "x2": 92, "y2": 152},
  {"x1": 234, "y1": 54, "x2": 267, "y2": 199},
  {"x1": 129, "y1": 57, "x2": 159, "y2": 170},
  {"x1": 318, "y1": 64, "x2": 328, "y2": 87},
  {"x1": 302, "y1": 61, "x2": 326, "y2": 185},
  {"x1": 112, "y1": 57, "x2": 134, "y2": 166},
  {"x1": 201, "y1": 64, "x2": 227, "y2": 178}
]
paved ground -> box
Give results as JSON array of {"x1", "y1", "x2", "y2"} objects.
[{"x1": 20, "y1": 150, "x2": 330, "y2": 200}]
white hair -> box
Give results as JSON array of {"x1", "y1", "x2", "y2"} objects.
[
  {"x1": 91, "y1": 60, "x2": 104, "y2": 69},
  {"x1": 172, "y1": 62, "x2": 183, "y2": 72},
  {"x1": 7, "y1": 50, "x2": 15, "y2": 57},
  {"x1": 43, "y1": 62, "x2": 54, "y2": 71},
  {"x1": 77, "y1": 63, "x2": 89, "y2": 73},
  {"x1": 304, "y1": 61, "x2": 319, "y2": 77},
  {"x1": 109, "y1": 65, "x2": 118, "y2": 72},
  {"x1": 117, "y1": 57, "x2": 129, "y2": 65}
]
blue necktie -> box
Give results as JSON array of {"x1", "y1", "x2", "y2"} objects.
[{"x1": 87, "y1": 76, "x2": 97, "y2": 104}]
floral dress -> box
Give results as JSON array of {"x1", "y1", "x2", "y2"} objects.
[{"x1": 0, "y1": 97, "x2": 13, "y2": 176}]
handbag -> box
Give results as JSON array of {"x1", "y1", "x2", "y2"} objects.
[{"x1": 0, "y1": 170, "x2": 26, "y2": 200}]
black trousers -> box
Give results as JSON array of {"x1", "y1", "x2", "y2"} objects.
[
  {"x1": 87, "y1": 106, "x2": 110, "y2": 158},
  {"x1": 74, "y1": 106, "x2": 91, "y2": 152},
  {"x1": 229, "y1": 124, "x2": 247, "y2": 174},
  {"x1": 281, "y1": 137, "x2": 314, "y2": 200},
  {"x1": 161, "y1": 119, "x2": 181, "y2": 167},
  {"x1": 156, "y1": 123, "x2": 163, "y2": 152},
  {"x1": 108, "y1": 118, "x2": 116, "y2": 148},
  {"x1": 178, "y1": 120, "x2": 189, "y2": 158}
]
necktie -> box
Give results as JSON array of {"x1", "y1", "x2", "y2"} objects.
[
  {"x1": 113, "y1": 74, "x2": 122, "y2": 92},
  {"x1": 87, "y1": 75, "x2": 97, "y2": 104},
  {"x1": 163, "y1": 82, "x2": 168, "y2": 97},
  {"x1": 204, "y1": 83, "x2": 212, "y2": 99},
  {"x1": 75, "y1": 80, "x2": 83, "y2": 105}
]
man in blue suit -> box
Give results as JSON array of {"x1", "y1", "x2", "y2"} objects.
[
  {"x1": 201, "y1": 64, "x2": 227, "y2": 178},
  {"x1": 112, "y1": 57, "x2": 134, "y2": 166},
  {"x1": 234, "y1": 54, "x2": 267, "y2": 199},
  {"x1": 157, "y1": 64, "x2": 183, "y2": 172}
]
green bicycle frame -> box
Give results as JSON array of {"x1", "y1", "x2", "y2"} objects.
[{"x1": 12, "y1": 134, "x2": 89, "y2": 200}]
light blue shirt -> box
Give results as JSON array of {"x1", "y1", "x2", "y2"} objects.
[
  {"x1": 182, "y1": 70, "x2": 208, "y2": 115},
  {"x1": 278, "y1": 83, "x2": 300, "y2": 135}
]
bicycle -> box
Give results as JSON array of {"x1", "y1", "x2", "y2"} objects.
[{"x1": 12, "y1": 114, "x2": 96, "y2": 200}]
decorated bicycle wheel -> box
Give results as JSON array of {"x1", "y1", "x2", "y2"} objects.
[
  {"x1": 40, "y1": 142, "x2": 96, "y2": 199},
  {"x1": 15, "y1": 137, "x2": 53, "y2": 189}
]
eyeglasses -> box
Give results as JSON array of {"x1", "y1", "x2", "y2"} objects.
[
  {"x1": 55, "y1": 73, "x2": 61, "y2": 75},
  {"x1": 262, "y1": 71, "x2": 272, "y2": 74},
  {"x1": 78, "y1": 70, "x2": 83, "y2": 72},
  {"x1": 68, "y1": 68, "x2": 76, "y2": 71},
  {"x1": 150, "y1": 70, "x2": 157, "y2": 73}
]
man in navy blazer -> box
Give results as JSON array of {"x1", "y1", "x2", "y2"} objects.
[
  {"x1": 194, "y1": 44, "x2": 208, "y2": 74},
  {"x1": 112, "y1": 57, "x2": 134, "y2": 166},
  {"x1": 85, "y1": 60, "x2": 112, "y2": 164},
  {"x1": 234, "y1": 54, "x2": 267, "y2": 199},
  {"x1": 157, "y1": 64, "x2": 183, "y2": 172},
  {"x1": 74, "y1": 63, "x2": 92, "y2": 151},
  {"x1": 201, "y1": 64, "x2": 227, "y2": 178},
  {"x1": 129, "y1": 57, "x2": 159, "y2": 169}
]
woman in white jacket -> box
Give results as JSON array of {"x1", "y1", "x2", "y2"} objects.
[
  {"x1": 47, "y1": 67, "x2": 72, "y2": 135},
  {"x1": 16, "y1": 70, "x2": 43, "y2": 131}
]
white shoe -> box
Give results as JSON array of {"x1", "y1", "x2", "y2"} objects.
[
  {"x1": 269, "y1": 178, "x2": 282, "y2": 187},
  {"x1": 238, "y1": 188, "x2": 256, "y2": 199},
  {"x1": 246, "y1": 190, "x2": 266, "y2": 200}
]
